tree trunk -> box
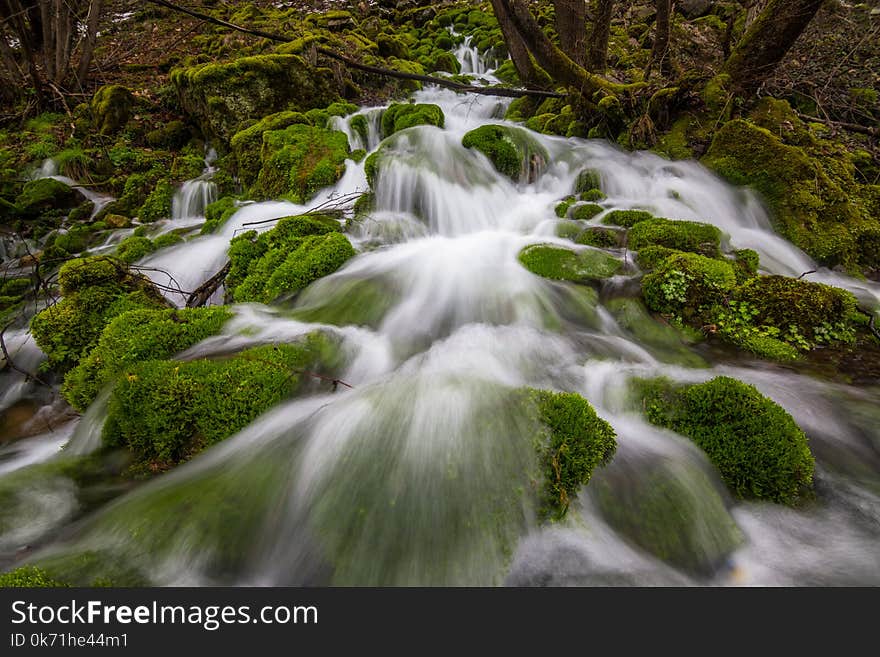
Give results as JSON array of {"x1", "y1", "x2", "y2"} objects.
[
  {"x1": 649, "y1": 0, "x2": 674, "y2": 76},
  {"x1": 744, "y1": 0, "x2": 770, "y2": 30},
  {"x1": 76, "y1": 0, "x2": 101, "y2": 85},
  {"x1": 489, "y1": 0, "x2": 544, "y2": 87},
  {"x1": 586, "y1": 0, "x2": 614, "y2": 72},
  {"x1": 39, "y1": 0, "x2": 54, "y2": 81},
  {"x1": 554, "y1": 0, "x2": 587, "y2": 67},
  {"x1": 723, "y1": 0, "x2": 824, "y2": 96}
]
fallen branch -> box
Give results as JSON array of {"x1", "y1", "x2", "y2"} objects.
[
  {"x1": 186, "y1": 261, "x2": 230, "y2": 308},
  {"x1": 797, "y1": 270, "x2": 816, "y2": 280},
  {"x1": 0, "y1": 321, "x2": 50, "y2": 387},
  {"x1": 240, "y1": 191, "x2": 362, "y2": 229},
  {"x1": 142, "y1": 0, "x2": 563, "y2": 99},
  {"x1": 795, "y1": 111, "x2": 880, "y2": 138}
]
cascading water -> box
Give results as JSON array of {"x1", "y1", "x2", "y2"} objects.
[{"x1": 2, "y1": 42, "x2": 879, "y2": 585}]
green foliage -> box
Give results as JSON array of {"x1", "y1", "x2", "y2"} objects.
[
  {"x1": 381, "y1": 103, "x2": 445, "y2": 137},
  {"x1": 201, "y1": 196, "x2": 240, "y2": 234},
  {"x1": 230, "y1": 111, "x2": 310, "y2": 187},
  {"x1": 636, "y1": 245, "x2": 680, "y2": 270},
  {"x1": 227, "y1": 214, "x2": 354, "y2": 303},
  {"x1": 635, "y1": 376, "x2": 815, "y2": 506},
  {"x1": 15, "y1": 178, "x2": 78, "y2": 216},
  {"x1": 527, "y1": 389, "x2": 617, "y2": 520},
  {"x1": 642, "y1": 252, "x2": 736, "y2": 320},
  {"x1": 103, "y1": 337, "x2": 340, "y2": 467},
  {"x1": 602, "y1": 209, "x2": 655, "y2": 227},
  {"x1": 30, "y1": 257, "x2": 168, "y2": 370},
  {"x1": 518, "y1": 244, "x2": 622, "y2": 282},
  {"x1": 62, "y1": 307, "x2": 232, "y2": 412},
  {"x1": 138, "y1": 181, "x2": 175, "y2": 223},
  {"x1": 461, "y1": 124, "x2": 548, "y2": 182},
  {"x1": 628, "y1": 218, "x2": 722, "y2": 256},
  {"x1": 91, "y1": 85, "x2": 134, "y2": 135},
  {"x1": 0, "y1": 566, "x2": 68, "y2": 588}
]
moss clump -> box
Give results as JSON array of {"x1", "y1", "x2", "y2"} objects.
[
  {"x1": 636, "y1": 245, "x2": 680, "y2": 270},
  {"x1": 201, "y1": 196, "x2": 240, "y2": 234},
  {"x1": 229, "y1": 111, "x2": 310, "y2": 187},
  {"x1": 227, "y1": 214, "x2": 354, "y2": 303},
  {"x1": 251, "y1": 124, "x2": 349, "y2": 202},
  {"x1": 570, "y1": 203, "x2": 604, "y2": 221},
  {"x1": 0, "y1": 566, "x2": 69, "y2": 588},
  {"x1": 153, "y1": 233, "x2": 184, "y2": 250},
  {"x1": 90, "y1": 85, "x2": 134, "y2": 135},
  {"x1": 606, "y1": 298, "x2": 706, "y2": 367},
  {"x1": 461, "y1": 124, "x2": 549, "y2": 182},
  {"x1": 555, "y1": 197, "x2": 576, "y2": 218},
  {"x1": 62, "y1": 306, "x2": 233, "y2": 412},
  {"x1": 170, "y1": 55, "x2": 338, "y2": 143},
  {"x1": 381, "y1": 103, "x2": 445, "y2": 137},
  {"x1": 575, "y1": 226, "x2": 624, "y2": 248},
  {"x1": 146, "y1": 120, "x2": 191, "y2": 149},
  {"x1": 30, "y1": 257, "x2": 168, "y2": 370},
  {"x1": 575, "y1": 169, "x2": 602, "y2": 193},
  {"x1": 518, "y1": 244, "x2": 622, "y2": 282},
  {"x1": 642, "y1": 252, "x2": 736, "y2": 320},
  {"x1": 115, "y1": 235, "x2": 155, "y2": 264},
  {"x1": 628, "y1": 218, "x2": 722, "y2": 257},
  {"x1": 602, "y1": 209, "x2": 655, "y2": 227},
  {"x1": 731, "y1": 275, "x2": 857, "y2": 347},
  {"x1": 635, "y1": 376, "x2": 815, "y2": 506},
  {"x1": 15, "y1": 178, "x2": 78, "y2": 216},
  {"x1": 527, "y1": 389, "x2": 617, "y2": 520},
  {"x1": 103, "y1": 337, "x2": 340, "y2": 467},
  {"x1": 580, "y1": 188, "x2": 606, "y2": 202},
  {"x1": 733, "y1": 248, "x2": 760, "y2": 280}
]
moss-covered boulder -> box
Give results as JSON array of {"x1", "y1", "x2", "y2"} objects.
[
  {"x1": 227, "y1": 214, "x2": 355, "y2": 303},
  {"x1": 103, "y1": 336, "x2": 341, "y2": 468},
  {"x1": 642, "y1": 252, "x2": 737, "y2": 320},
  {"x1": 462, "y1": 124, "x2": 549, "y2": 183},
  {"x1": 606, "y1": 298, "x2": 706, "y2": 367},
  {"x1": 90, "y1": 85, "x2": 134, "y2": 135},
  {"x1": 229, "y1": 111, "x2": 310, "y2": 188},
  {"x1": 62, "y1": 307, "x2": 233, "y2": 412},
  {"x1": 518, "y1": 244, "x2": 622, "y2": 282},
  {"x1": 0, "y1": 566, "x2": 69, "y2": 588},
  {"x1": 15, "y1": 178, "x2": 79, "y2": 217},
  {"x1": 115, "y1": 236, "x2": 155, "y2": 264},
  {"x1": 250, "y1": 124, "x2": 349, "y2": 202},
  {"x1": 381, "y1": 103, "x2": 445, "y2": 137},
  {"x1": 628, "y1": 218, "x2": 722, "y2": 257},
  {"x1": 570, "y1": 203, "x2": 604, "y2": 221},
  {"x1": 30, "y1": 257, "x2": 169, "y2": 370},
  {"x1": 138, "y1": 181, "x2": 175, "y2": 223},
  {"x1": 201, "y1": 196, "x2": 240, "y2": 234},
  {"x1": 603, "y1": 209, "x2": 656, "y2": 227},
  {"x1": 170, "y1": 55, "x2": 338, "y2": 143},
  {"x1": 634, "y1": 376, "x2": 815, "y2": 506}
]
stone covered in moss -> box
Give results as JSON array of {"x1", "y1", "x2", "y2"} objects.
[
  {"x1": 0, "y1": 566, "x2": 69, "y2": 588},
  {"x1": 642, "y1": 252, "x2": 737, "y2": 320},
  {"x1": 526, "y1": 389, "x2": 617, "y2": 520},
  {"x1": 628, "y1": 218, "x2": 722, "y2": 257},
  {"x1": 570, "y1": 203, "x2": 604, "y2": 221},
  {"x1": 115, "y1": 236, "x2": 155, "y2": 264},
  {"x1": 250, "y1": 124, "x2": 350, "y2": 202},
  {"x1": 227, "y1": 214, "x2": 354, "y2": 303},
  {"x1": 634, "y1": 376, "x2": 815, "y2": 506},
  {"x1": 201, "y1": 196, "x2": 240, "y2": 234},
  {"x1": 518, "y1": 244, "x2": 622, "y2": 282},
  {"x1": 461, "y1": 124, "x2": 549, "y2": 183},
  {"x1": 15, "y1": 178, "x2": 79, "y2": 217},
  {"x1": 170, "y1": 55, "x2": 338, "y2": 143},
  {"x1": 229, "y1": 111, "x2": 311, "y2": 188},
  {"x1": 62, "y1": 306, "x2": 233, "y2": 412},
  {"x1": 30, "y1": 257, "x2": 169, "y2": 370},
  {"x1": 381, "y1": 103, "x2": 445, "y2": 137},
  {"x1": 603, "y1": 209, "x2": 656, "y2": 227},
  {"x1": 606, "y1": 298, "x2": 706, "y2": 367},
  {"x1": 575, "y1": 168, "x2": 602, "y2": 193},
  {"x1": 90, "y1": 85, "x2": 134, "y2": 135},
  {"x1": 103, "y1": 336, "x2": 341, "y2": 467}
]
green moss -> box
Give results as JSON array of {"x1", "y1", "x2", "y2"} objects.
[
  {"x1": 228, "y1": 214, "x2": 354, "y2": 303},
  {"x1": 90, "y1": 85, "x2": 134, "y2": 135},
  {"x1": 229, "y1": 111, "x2": 310, "y2": 187},
  {"x1": 734, "y1": 248, "x2": 759, "y2": 278},
  {"x1": 642, "y1": 252, "x2": 737, "y2": 321},
  {"x1": 0, "y1": 566, "x2": 69, "y2": 588},
  {"x1": 628, "y1": 218, "x2": 722, "y2": 257},
  {"x1": 201, "y1": 196, "x2": 240, "y2": 234},
  {"x1": 636, "y1": 245, "x2": 681, "y2": 270},
  {"x1": 555, "y1": 197, "x2": 576, "y2": 218},
  {"x1": 606, "y1": 298, "x2": 706, "y2": 367},
  {"x1": 602, "y1": 209, "x2": 655, "y2": 227},
  {"x1": 103, "y1": 337, "x2": 340, "y2": 467},
  {"x1": 292, "y1": 276, "x2": 395, "y2": 329},
  {"x1": 153, "y1": 233, "x2": 184, "y2": 249},
  {"x1": 574, "y1": 226, "x2": 624, "y2": 248},
  {"x1": 575, "y1": 169, "x2": 602, "y2": 193},
  {"x1": 115, "y1": 236, "x2": 155, "y2": 264},
  {"x1": 251, "y1": 124, "x2": 349, "y2": 202},
  {"x1": 461, "y1": 124, "x2": 548, "y2": 182},
  {"x1": 430, "y1": 51, "x2": 461, "y2": 74},
  {"x1": 30, "y1": 257, "x2": 168, "y2": 370},
  {"x1": 518, "y1": 244, "x2": 622, "y2": 282},
  {"x1": 635, "y1": 376, "x2": 815, "y2": 506},
  {"x1": 526, "y1": 389, "x2": 617, "y2": 520},
  {"x1": 138, "y1": 181, "x2": 175, "y2": 223},
  {"x1": 580, "y1": 188, "x2": 606, "y2": 202},
  {"x1": 15, "y1": 178, "x2": 78, "y2": 216},
  {"x1": 381, "y1": 103, "x2": 445, "y2": 138},
  {"x1": 62, "y1": 307, "x2": 233, "y2": 412},
  {"x1": 570, "y1": 203, "x2": 604, "y2": 221},
  {"x1": 376, "y1": 33, "x2": 410, "y2": 59}
]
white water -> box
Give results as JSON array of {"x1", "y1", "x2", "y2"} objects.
[{"x1": 3, "y1": 44, "x2": 880, "y2": 585}]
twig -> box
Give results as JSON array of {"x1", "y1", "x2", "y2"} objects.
[
  {"x1": 856, "y1": 307, "x2": 880, "y2": 341},
  {"x1": 186, "y1": 261, "x2": 230, "y2": 307},
  {"x1": 794, "y1": 111, "x2": 880, "y2": 138},
  {"x1": 796, "y1": 270, "x2": 816, "y2": 280},
  {"x1": 0, "y1": 321, "x2": 50, "y2": 387}
]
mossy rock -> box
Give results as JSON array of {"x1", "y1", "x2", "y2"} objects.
[
  {"x1": 201, "y1": 196, "x2": 240, "y2": 234},
  {"x1": 381, "y1": 103, "x2": 445, "y2": 138},
  {"x1": 636, "y1": 245, "x2": 681, "y2": 271},
  {"x1": 115, "y1": 236, "x2": 155, "y2": 264},
  {"x1": 575, "y1": 226, "x2": 626, "y2": 248},
  {"x1": 62, "y1": 306, "x2": 233, "y2": 412},
  {"x1": 603, "y1": 209, "x2": 656, "y2": 227},
  {"x1": 606, "y1": 298, "x2": 706, "y2": 367},
  {"x1": 575, "y1": 168, "x2": 602, "y2": 193},
  {"x1": 0, "y1": 566, "x2": 69, "y2": 588},
  {"x1": 91, "y1": 85, "x2": 134, "y2": 135},
  {"x1": 628, "y1": 218, "x2": 722, "y2": 257},
  {"x1": 16, "y1": 178, "x2": 79, "y2": 216},
  {"x1": 461, "y1": 124, "x2": 549, "y2": 183},
  {"x1": 228, "y1": 214, "x2": 355, "y2": 303},
  {"x1": 634, "y1": 376, "x2": 815, "y2": 506},
  {"x1": 592, "y1": 454, "x2": 742, "y2": 575},
  {"x1": 138, "y1": 181, "x2": 175, "y2": 223},
  {"x1": 103, "y1": 336, "x2": 341, "y2": 468},
  {"x1": 30, "y1": 256, "x2": 169, "y2": 370},
  {"x1": 229, "y1": 111, "x2": 311, "y2": 188},
  {"x1": 430, "y1": 51, "x2": 461, "y2": 74},
  {"x1": 518, "y1": 244, "x2": 622, "y2": 282},
  {"x1": 170, "y1": 55, "x2": 338, "y2": 143},
  {"x1": 642, "y1": 252, "x2": 737, "y2": 321},
  {"x1": 292, "y1": 275, "x2": 397, "y2": 329},
  {"x1": 570, "y1": 203, "x2": 604, "y2": 221},
  {"x1": 146, "y1": 120, "x2": 191, "y2": 149}
]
